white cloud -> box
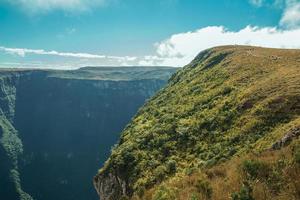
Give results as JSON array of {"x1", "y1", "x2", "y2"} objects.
[
  {"x1": 0, "y1": 61, "x2": 76, "y2": 69},
  {"x1": 248, "y1": 0, "x2": 300, "y2": 29},
  {"x1": 0, "y1": 46, "x2": 104, "y2": 58},
  {"x1": 2, "y1": 26, "x2": 300, "y2": 68},
  {"x1": 248, "y1": 0, "x2": 285, "y2": 8},
  {"x1": 5, "y1": 0, "x2": 107, "y2": 14},
  {"x1": 280, "y1": 0, "x2": 300, "y2": 29},
  {"x1": 0, "y1": 46, "x2": 136, "y2": 61},
  {"x1": 153, "y1": 26, "x2": 300, "y2": 66}
]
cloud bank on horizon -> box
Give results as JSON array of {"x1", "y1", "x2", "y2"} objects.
[
  {"x1": 1, "y1": 0, "x2": 300, "y2": 68},
  {"x1": 152, "y1": 26, "x2": 300, "y2": 66}
]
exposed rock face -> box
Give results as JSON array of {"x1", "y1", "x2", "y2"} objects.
[
  {"x1": 93, "y1": 172, "x2": 129, "y2": 200},
  {"x1": 0, "y1": 67, "x2": 176, "y2": 200},
  {"x1": 271, "y1": 127, "x2": 300, "y2": 150}
]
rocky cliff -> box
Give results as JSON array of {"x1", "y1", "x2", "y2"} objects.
[{"x1": 0, "y1": 67, "x2": 177, "y2": 200}]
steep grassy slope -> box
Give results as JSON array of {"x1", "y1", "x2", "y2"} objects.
[
  {"x1": 95, "y1": 46, "x2": 300, "y2": 200},
  {"x1": 0, "y1": 67, "x2": 177, "y2": 200}
]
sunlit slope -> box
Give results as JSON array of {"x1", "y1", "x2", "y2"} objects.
[{"x1": 95, "y1": 46, "x2": 300, "y2": 200}]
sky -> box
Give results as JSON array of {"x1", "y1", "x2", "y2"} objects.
[{"x1": 0, "y1": 0, "x2": 300, "y2": 69}]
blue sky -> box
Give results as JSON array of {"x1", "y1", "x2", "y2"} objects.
[{"x1": 0, "y1": 0, "x2": 300, "y2": 68}]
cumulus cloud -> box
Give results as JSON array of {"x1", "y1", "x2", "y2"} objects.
[
  {"x1": 153, "y1": 26, "x2": 300, "y2": 66},
  {"x1": 5, "y1": 0, "x2": 107, "y2": 14},
  {"x1": 248, "y1": 0, "x2": 300, "y2": 29},
  {"x1": 280, "y1": 0, "x2": 300, "y2": 29}
]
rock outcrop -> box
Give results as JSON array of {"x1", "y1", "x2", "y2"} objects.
[
  {"x1": 271, "y1": 127, "x2": 300, "y2": 150},
  {"x1": 94, "y1": 172, "x2": 129, "y2": 200}
]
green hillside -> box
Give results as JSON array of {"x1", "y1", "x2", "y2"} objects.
[{"x1": 94, "y1": 46, "x2": 300, "y2": 200}]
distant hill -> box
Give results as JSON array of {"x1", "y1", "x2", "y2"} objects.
[
  {"x1": 0, "y1": 66, "x2": 176, "y2": 81},
  {"x1": 0, "y1": 66, "x2": 177, "y2": 200},
  {"x1": 95, "y1": 46, "x2": 300, "y2": 200},
  {"x1": 49, "y1": 66, "x2": 176, "y2": 81}
]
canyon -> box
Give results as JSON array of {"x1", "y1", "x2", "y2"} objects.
[{"x1": 0, "y1": 67, "x2": 177, "y2": 200}]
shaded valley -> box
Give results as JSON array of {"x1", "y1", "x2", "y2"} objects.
[{"x1": 0, "y1": 67, "x2": 177, "y2": 200}]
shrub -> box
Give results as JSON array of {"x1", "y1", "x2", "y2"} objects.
[
  {"x1": 120, "y1": 196, "x2": 129, "y2": 200},
  {"x1": 241, "y1": 159, "x2": 269, "y2": 180},
  {"x1": 205, "y1": 158, "x2": 217, "y2": 167},
  {"x1": 195, "y1": 179, "x2": 213, "y2": 199},
  {"x1": 136, "y1": 186, "x2": 145, "y2": 198},
  {"x1": 294, "y1": 147, "x2": 300, "y2": 164},
  {"x1": 154, "y1": 166, "x2": 167, "y2": 182},
  {"x1": 190, "y1": 193, "x2": 200, "y2": 200},
  {"x1": 231, "y1": 182, "x2": 254, "y2": 200},
  {"x1": 166, "y1": 160, "x2": 177, "y2": 174},
  {"x1": 184, "y1": 166, "x2": 197, "y2": 176},
  {"x1": 242, "y1": 159, "x2": 285, "y2": 193},
  {"x1": 222, "y1": 86, "x2": 233, "y2": 95},
  {"x1": 153, "y1": 186, "x2": 176, "y2": 200}
]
